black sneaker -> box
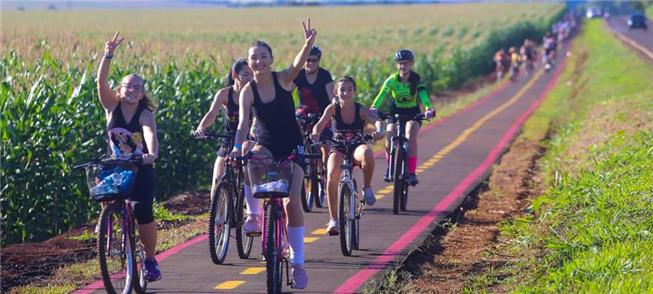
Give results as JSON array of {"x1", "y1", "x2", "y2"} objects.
[
  {"x1": 383, "y1": 167, "x2": 391, "y2": 183},
  {"x1": 407, "y1": 173, "x2": 419, "y2": 186}
]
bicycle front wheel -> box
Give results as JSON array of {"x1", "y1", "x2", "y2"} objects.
[
  {"x1": 338, "y1": 183, "x2": 354, "y2": 256},
  {"x1": 393, "y1": 145, "x2": 406, "y2": 215},
  {"x1": 209, "y1": 181, "x2": 231, "y2": 264},
  {"x1": 264, "y1": 202, "x2": 282, "y2": 294},
  {"x1": 98, "y1": 203, "x2": 136, "y2": 294}
]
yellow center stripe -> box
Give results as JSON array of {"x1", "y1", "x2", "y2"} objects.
[
  {"x1": 311, "y1": 228, "x2": 327, "y2": 235},
  {"x1": 240, "y1": 267, "x2": 265, "y2": 275},
  {"x1": 215, "y1": 280, "x2": 246, "y2": 289},
  {"x1": 304, "y1": 237, "x2": 319, "y2": 243}
]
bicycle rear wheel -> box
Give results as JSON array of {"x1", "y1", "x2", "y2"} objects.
[
  {"x1": 264, "y1": 202, "x2": 282, "y2": 294},
  {"x1": 98, "y1": 203, "x2": 136, "y2": 294},
  {"x1": 209, "y1": 181, "x2": 231, "y2": 264},
  {"x1": 132, "y1": 241, "x2": 148, "y2": 294},
  {"x1": 301, "y1": 176, "x2": 313, "y2": 213},
  {"x1": 338, "y1": 183, "x2": 354, "y2": 256},
  {"x1": 393, "y1": 146, "x2": 406, "y2": 215},
  {"x1": 235, "y1": 183, "x2": 253, "y2": 259}
]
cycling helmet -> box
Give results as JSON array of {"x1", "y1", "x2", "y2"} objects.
[
  {"x1": 394, "y1": 49, "x2": 414, "y2": 61},
  {"x1": 309, "y1": 46, "x2": 322, "y2": 59}
]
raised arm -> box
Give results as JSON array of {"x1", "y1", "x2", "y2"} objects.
[
  {"x1": 97, "y1": 32, "x2": 124, "y2": 112},
  {"x1": 278, "y1": 18, "x2": 317, "y2": 88},
  {"x1": 310, "y1": 103, "x2": 336, "y2": 141},
  {"x1": 371, "y1": 77, "x2": 391, "y2": 109},
  {"x1": 230, "y1": 84, "x2": 254, "y2": 157},
  {"x1": 140, "y1": 110, "x2": 159, "y2": 165},
  {"x1": 193, "y1": 88, "x2": 228, "y2": 137}
]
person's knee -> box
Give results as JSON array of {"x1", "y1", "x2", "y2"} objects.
[{"x1": 133, "y1": 201, "x2": 154, "y2": 225}]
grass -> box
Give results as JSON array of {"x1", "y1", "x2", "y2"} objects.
[{"x1": 462, "y1": 20, "x2": 653, "y2": 292}]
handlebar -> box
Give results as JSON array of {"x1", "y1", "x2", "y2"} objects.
[
  {"x1": 191, "y1": 130, "x2": 235, "y2": 140},
  {"x1": 377, "y1": 111, "x2": 426, "y2": 121},
  {"x1": 73, "y1": 155, "x2": 143, "y2": 170}
]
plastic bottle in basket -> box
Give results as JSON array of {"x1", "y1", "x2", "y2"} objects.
[
  {"x1": 253, "y1": 179, "x2": 289, "y2": 195},
  {"x1": 91, "y1": 175, "x2": 118, "y2": 196}
]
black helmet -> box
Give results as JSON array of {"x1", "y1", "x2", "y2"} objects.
[
  {"x1": 394, "y1": 49, "x2": 414, "y2": 61},
  {"x1": 309, "y1": 46, "x2": 322, "y2": 59}
]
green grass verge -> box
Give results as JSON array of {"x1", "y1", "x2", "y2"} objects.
[{"x1": 462, "y1": 20, "x2": 653, "y2": 292}]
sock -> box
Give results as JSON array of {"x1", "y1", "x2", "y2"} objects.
[
  {"x1": 287, "y1": 226, "x2": 305, "y2": 265},
  {"x1": 408, "y1": 156, "x2": 417, "y2": 173},
  {"x1": 244, "y1": 185, "x2": 260, "y2": 215}
]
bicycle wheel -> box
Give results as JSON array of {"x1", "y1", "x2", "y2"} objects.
[
  {"x1": 98, "y1": 203, "x2": 135, "y2": 294},
  {"x1": 264, "y1": 202, "x2": 282, "y2": 294},
  {"x1": 392, "y1": 145, "x2": 406, "y2": 215},
  {"x1": 352, "y1": 179, "x2": 360, "y2": 251},
  {"x1": 209, "y1": 181, "x2": 231, "y2": 264},
  {"x1": 132, "y1": 241, "x2": 148, "y2": 294},
  {"x1": 235, "y1": 184, "x2": 253, "y2": 259},
  {"x1": 301, "y1": 176, "x2": 313, "y2": 213},
  {"x1": 338, "y1": 183, "x2": 354, "y2": 256},
  {"x1": 400, "y1": 180, "x2": 409, "y2": 212}
]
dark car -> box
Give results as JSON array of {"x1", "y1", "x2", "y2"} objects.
[{"x1": 628, "y1": 12, "x2": 647, "y2": 30}]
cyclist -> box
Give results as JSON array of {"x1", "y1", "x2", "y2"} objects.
[
  {"x1": 293, "y1": 45, "x2": 335, "y2": 167},
  {"x1": 229, "y1": 18, "x2": 317, "y2": 289},
  {"x1": 370, "y1": 49, "x2": 435, "y2": 186},
  {"x1": 543, "y1": 32, "x2": 557, "y2": 68},
  {"x1": 508, "y1": 46, "x2": 520, "y2": 81},
  {"x1": 493, "y1": 48, "x2": 508, "y2": 82},
  {"x1": 310, "y1": 76, "x2": 383, "y2": 235},
  {"x1": 520, "y1": 39, "x2": 536, "y2": 76},
  {"x1": 193, "y1": 58, "x2": 260, "y2": 233},
  {"x1": 96, "y1": 32, "x2": 161, "y2": 282}
]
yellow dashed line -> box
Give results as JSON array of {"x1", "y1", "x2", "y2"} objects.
[
  {"x1": 215, "y1": 280, "x2": 246, "y2": 289},
  {"x1": 304, "y1": 237, "x2": 319, "y2": 243},
  {"x1": 311, "y1": 228, "x2": 327, "y2": 235},
  {"x1": 240, "y1": 267, "x2": 265, "y2": 275}
]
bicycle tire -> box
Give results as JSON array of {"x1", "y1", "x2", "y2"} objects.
[
  {"x1": 392, "y1": 145, "x2": 405, "y2": 215},
  {"x1": 132, "y1": 241, "x2": 148, "y2": 294},
  {"x1": 235, "y1": 184, "x2": 253, "y2": 259},
  {"x1": 98, "y1": 203, "x2": 135, "y2": 294},
  {"x1": 400, "y1": 180, "x2": 409, "y2": 211},
  {"x1": 300, "y1": 177, "x2": 313, "y2": 213},
  {"x1": 209, "y1": 181, "x2": 231, "y2": 264},
  {"x1": 338, "y1": 183, "x2": 354, "y2": 256},
  {"x1": 264, "y1": 202, "x2": 282, "y2": 294},
  {"x1": 352, "y1": 179, "x2": 360, "y2": 250}
]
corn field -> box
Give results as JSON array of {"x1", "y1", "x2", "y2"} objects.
[{"x1": 1, "y1": 3, "x2": 564, "y2": 245}]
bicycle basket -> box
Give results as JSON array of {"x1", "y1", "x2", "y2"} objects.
[
  {"x1": 248, "y1": 157, "x2": 293, "y2": 199},
  {"x1": 85, "y1": 165, "x2": 137, "y2": 202}
]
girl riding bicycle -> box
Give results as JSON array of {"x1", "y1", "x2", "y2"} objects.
[
  {"x1": 193, "y1": 58, "x2": 260, "y2": 233},
  {"x1": 310, "y1": 76, "x2": 383, "y2": 235},
  {"x1": 229, "y1": 18, "x2": 317, "y2": 289},
  {"x1": 370, "y1": 49, "x2": 435, "y2": 186},
  {"x1": 97, "y1": 32, "x2": 161, "y2": 282}
]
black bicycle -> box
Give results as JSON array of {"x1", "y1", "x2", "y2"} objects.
[
  {"x1": 74, "y1": 155, "x2": 147, "y2": 294},
  {"x1": 195, "y1": 131, "x2": 253, "y2": 264},
  {"x1": 380, "y1": 112, "x2": 426, "y2": 215},
  {"x1": 296, "y1": 112, "x2": 327, "y2": 212}
]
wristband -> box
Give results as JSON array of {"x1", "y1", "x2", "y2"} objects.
[
  {"x1": 233, "y1": 143, "x2": 242, "y2": 150},
  {"x1": 104, "y1": 54, "x2": 113, "y2": 60}
]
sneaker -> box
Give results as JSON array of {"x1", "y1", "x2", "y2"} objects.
[
  {"x1": 383, "y1": 167, "x2": 391, "y2": 183},
  {"x1": 94, "y1": 222, "x2": 101, "y2": 234},
  {"x1": 244, "y1": 214, "x2": 261, "y2": 236},
  {"x1": 407, "y1": 173, "x2": 419, "y2": 186},
  {"x1": 291, "y1": 264, "x2": 308, "y2": 289},
  {"x1": 362, "y1": 187, "x2": 376, "y2": 206},
  {"x1": 326, "y1": 219, "x2": 339, "y2": 236},
  {"x1": 144, "y1": 258, "x2": 162, "y2": 282}
]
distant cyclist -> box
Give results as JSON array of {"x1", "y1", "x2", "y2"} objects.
[
  {"x1": 229, "y1": 18, "x2": 317, "y2": 289},
  {"x1": 508, "y1": 46, "x2": 520, "y2": 81},
  {"x1": 543, "y1": 32, "x2": 557, "y2": 69},
  {"x1": 520, "y1": 39, "x2": 536, "y2": 76},
  {"x1": 97, "y1": 32, "x2": 161, "y2": 282},
  {"x1": 370, "y1": 49, "x2": 435, "y2": 186},
  {"x1": 494, "y1": 48, "x2": 508, "y2": 82},
  {"x1": 193, "y1": 58, "x2": 260, "y2": 233},
  {"x1": 310, "y1": 76, "x2": 383, "y2": 235}
]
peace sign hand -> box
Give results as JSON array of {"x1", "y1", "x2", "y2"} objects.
[
  {"x1": 104, "y1": 32, "x2": 124, "y2": 56},
  {"x1": 301, "y1": 18, "x2": 317, "y2": 47}
]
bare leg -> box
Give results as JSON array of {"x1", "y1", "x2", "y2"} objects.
[
  {"x1": 406, "y1": 121, "x2": 421, "y2": 158},
  {"x1": 326, "y1": 152, "x2": 344, "y2": 220},
  {"x1": 353, "y1": 144, "x2": 374, "y2": 188},
  {"x1": 138, "y1": 221, "x2": 157, "y2": 259}
]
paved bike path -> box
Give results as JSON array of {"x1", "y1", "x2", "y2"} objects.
[
  {"x1": 78, "y1": 42, "x2": 571, "y2": 294},
  {"x1": 606, "y1": 16, "x2": 653, "y2": 61}
]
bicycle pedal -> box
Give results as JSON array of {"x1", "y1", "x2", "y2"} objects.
[{"x1": 246, "y1": 232, "x2": 262, "y2": 237}]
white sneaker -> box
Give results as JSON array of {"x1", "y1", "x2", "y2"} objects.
[
  {"x1": 291, "y1": 264, "x2": 308, "y2": 289},
  {"x1": 243, "y1": 214, "x2": 261, "y2": 236},
  {"x1": 326, "y1": 219, "x2": 339, "y2": 236},
  {"x1": 362, "y1": 187, "x2": 376, "y2": 206}
]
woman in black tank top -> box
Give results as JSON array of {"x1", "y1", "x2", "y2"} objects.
[
  {"x1": 193, "y1": 59, "x2": 257, "y2": 211},
  {"x1": 228, "y1": 19, "x2": 317, "y2": 289},
  {"x1": 97, "y1": 33, "x2": 161, "y2": 282},
  {"x1": 310, "y1": 76, "x2": 383, "y2": 234}
]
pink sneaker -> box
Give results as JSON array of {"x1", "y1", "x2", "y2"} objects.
[
  {"x1": 243, "y1": 214, "x2": 261, "y2": 236},
  {"x1": 291, "y1": 264, "x2": 308, "y2": 289}
]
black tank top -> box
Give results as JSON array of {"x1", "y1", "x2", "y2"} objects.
[
  {"x1": 333, "y1": 102, "x2": 364, "y2": 140},
  {"x1": 251, "y1": 72, "x2": 302, "y2": 159},
  {"x1": 225, "y1": 87, "x2": 239, "y2": 132},
  {"x1": 107, "y1": 103, "x2": 149, "y2": 157},
  {"x1": 293, "y1": 68, "x2": 333, "y2": 113}
]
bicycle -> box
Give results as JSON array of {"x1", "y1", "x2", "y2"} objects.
[
  {"x1": 379, "y1": 112, "x2": 426, "y2": 215},
  {"x1": 296, "y1": 112, "x2": 327, "y2": 212},
  {"x1": 194, "y1": 131, "x2": 253, "y2": 264},
  {"x1": 323, "y1": 134, "x2": 376, "y2": 256},
  {"x1": 247, "y1": 149, "x2": 320, "y2": 294},
  {"x1": 74, "y1": 155, "x2": 147, "y2": 294}
]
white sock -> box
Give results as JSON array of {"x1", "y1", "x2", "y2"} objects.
[
  {"x1": 244, "y1": 185, "x2": 260, "y2": 215},
  {"x1": 287, "y1": 226, "x2": 304, "y2": 265}
]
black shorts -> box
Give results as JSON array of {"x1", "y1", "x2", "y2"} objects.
[
  {"x1": 129, "y1": 165, "x2": 156, "y2": 225},
  {"x1": 388, "y1": 105, "x2": 422, "y2": 127}
]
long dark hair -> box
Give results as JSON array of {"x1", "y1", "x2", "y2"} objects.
[
  {"x1": 225, "y1": 58, "x2": 249, "y2": 87},
  {"x1": 250, "y1": 40, "x2": 273, "y2": 58},
  {"x1": 337, "y1": 76, "x2": 357, "y2": 91},
  {"x1": 405, "y1": 70, "x2": 421, "y2": 97}
]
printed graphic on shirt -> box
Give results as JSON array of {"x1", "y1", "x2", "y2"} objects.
[{"x1": 108, "y1": 127, "x2": 144, "y2": 157}]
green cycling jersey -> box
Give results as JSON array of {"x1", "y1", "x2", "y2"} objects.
[{"x1": 371, "y1": 72, "x2": 433, "y2": 109}]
